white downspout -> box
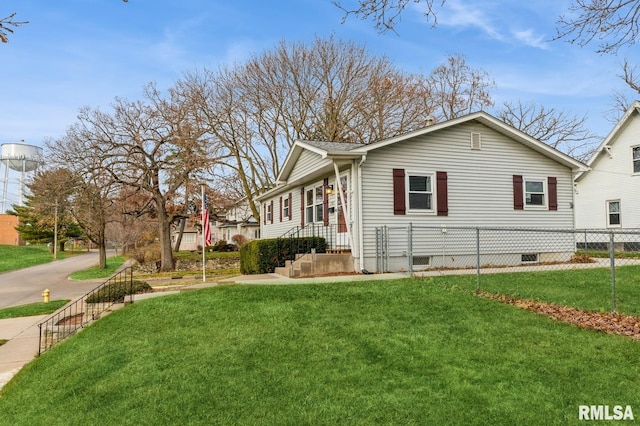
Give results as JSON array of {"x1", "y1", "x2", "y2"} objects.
[{"x1": 357, "y1": 154, "x2": 367, "y2": 272}]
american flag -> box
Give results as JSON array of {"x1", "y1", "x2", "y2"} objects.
[{"x1": 201, "y1": 191, "x2": 212, "y2": 247}]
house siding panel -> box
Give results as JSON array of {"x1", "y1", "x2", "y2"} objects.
[
  {"x1": 288, "y1": 150, "x2": 333, "y2": 183},
  {"x1": 358, "y1": 122, "x2": 576, "y2": 270},
  {"x1": 575, "y1": 112, "x2": 640, "y2": 229},
  {"x1": 260, "y1": 177, "x2": 342, "y2": 240}
]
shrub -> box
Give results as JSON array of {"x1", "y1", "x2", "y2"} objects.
[
  {"x1": 231, "y1": 234, "x2": 248, "y2": 248},
  {"x1": 240, "y1": 237, "x2": 326, "y2": 274},
  {"x1": 130, "y1": 244, "x2": 162, "y2": 265},
  {"x1": 85, "y1": 280, "x2": 152, "y2": 303},
  {"x1": 211, "y1": 240, "x2": 238, "y2": 252}
]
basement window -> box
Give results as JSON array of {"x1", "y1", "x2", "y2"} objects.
[
  {"x1": 413, "y1": 255, "x2": 431, "y2": 266},
  {"x1": 521, "y1": 253, "x2": 538, "y2": 263}
]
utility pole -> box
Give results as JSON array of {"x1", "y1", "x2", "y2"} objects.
[{"x1": 53, "y1": 199, "x2": 58, "y2": 260}]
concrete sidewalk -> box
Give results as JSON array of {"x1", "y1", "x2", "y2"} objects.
[{"x1": 0, "y1": 315, "x2": 48, "y2": 390}]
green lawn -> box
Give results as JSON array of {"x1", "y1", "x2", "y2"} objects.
[
  {"x1": 0, "y1": 245, "x2": 56, "y2": 272},
  {"x1": 475, "y1": 264, "x2": 640, "y2": 315},
  {"x1": 0, "y1": 278, "x2": 639, "y2": 425},
  {"x1": 69, "y1": 256, "x2": 126, "y2": 280},
  {"x1": 0, "y1": 300, "x2": 69, "y2": 320}
]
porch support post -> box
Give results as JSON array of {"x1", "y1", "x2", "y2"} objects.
[{"x1": 333, "y1": 162, "x2": 354, "y2": 255}]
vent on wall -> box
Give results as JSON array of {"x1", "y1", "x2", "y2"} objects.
[
  {"x1": 470, "y1": 132, "x2": 481, "y2": 150},
  {"x1": 521, "y1": 253, "x2": 538, "y2": 263}
]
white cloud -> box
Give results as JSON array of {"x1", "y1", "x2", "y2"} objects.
[
  {"x1": 437, "y1": 0, "x2": 505, "y2": 41},
  {"x1": 512, "y1": 29, "x2": 549, "y2": 50}
]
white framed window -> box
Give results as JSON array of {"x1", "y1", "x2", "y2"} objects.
[
  {"x1": 407, "y1": 172, "x2": 434, "y2": 213},
  {"x1": 524, "y1": 178, "x2": 546, "y2": 208},
  {"x1": 633, "y1": 146, "x2": 640, "y2": 174},
  {"x1": 607, "y1": 200, "x2": 621, "y2": 227},
  {"x1": 306, "y1": 184, "x2": 324, "y2": 223},
  {"x1": 182, "y1": 234, "x2": 195, "y2": 243},
  {"x1": 266, "y1": 203, "x2": 272, "y2": 222},
  {"x1": 283, "y1": 197, "x2": 290, "y2": 219}
]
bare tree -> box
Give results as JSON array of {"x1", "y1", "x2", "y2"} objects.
[
  {"x1": 606, "y1": 88, "x2": 635, "y2": 123},
  {"x1": 428, "y1": 53, "x2": 495, "y2": 121},
  {"x1": 47, "y1": 83, "x2": 217, "y2": 272},
  {"x1": 177, "y1": 37, "x2": 437, "y2": 222},
  {"x1": 333, "y1": 0, "x2": 445, "y2": 33},
  {"x1": 497, "y1": 100, "x2": 601, "y2": 160},
  {"x1": 555, "y1": 0, "x2": 640, "y2": 54},
  {"x1": 69, "y1": 178, "x2": 117, "y2": 269},
  {"x1": 0, "y1": 13, "x2": 27, "y2": 43}
]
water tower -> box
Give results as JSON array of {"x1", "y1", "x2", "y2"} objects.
[{"x1": 1, "y1": 141, "x2": 44, "y2": 213}]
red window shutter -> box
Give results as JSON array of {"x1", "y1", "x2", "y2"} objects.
[
  {"x1": 288, "y1": 192, "x2": 293, "y2": 220},
  {"x1": 300, "y1": 187, "x2": 305, "y2": 226},
  {"x1": 393, "y1": 168, "x2": 406, "y2": 215},
  {"x1": 513, "y1": 175, "x2": 524, "y2": 210},
  {"x1": 323, "y1": 178, "x2": 329, "y2": 226},
  {"x1": 548, "y1": 177, "x2": 558, "y2": 211},
  {"x1": 436, "y1": 171, "x2": 448, "y2": 216},
  {"x1": 263, "y1": 203, "x2": 267, "y2": 225},
  {"x1": 279, "y1": 196, "x2": 283, "y2": 222}
]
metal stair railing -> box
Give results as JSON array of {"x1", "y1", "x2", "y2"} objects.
[
  {"x1": 276, "y1": 223, "x2": 338, "y2": 267},
  {"x1": 38, "y1": 265, "x2": 134, "y2": 355}
]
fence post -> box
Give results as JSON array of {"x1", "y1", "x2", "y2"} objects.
[
  {"x1": 609, "y1": 231, "x2": 617, "y2": 313},
  {"x1": 375, "y1": 227, "x2": 380, "y2": 273},
  {"x1": 476, "y1": 227, "x2": 480, "y2": 292},
  {"x1": 408, "y1": 222, "x2": 413, "y2": 277},
  {"x1": 384, "y1": 225, "x2": 389, "y2": 273}
]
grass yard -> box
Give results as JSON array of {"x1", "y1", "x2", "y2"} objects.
[
  {"x1": 0, "y1": 245, "x2": 57, "y2": 273},
  {"x1": 474, "y1": 264, "x2": 640, "y2": 315},
  {"x1": 0, "y1": 277, "x2": 639, "y2": 425},
  {"x1": 0, "y1": 300, "x2": 69, "y2": 320},
  {"x1": 69, "y1": 256, "x2": 126, "y2": 280}
]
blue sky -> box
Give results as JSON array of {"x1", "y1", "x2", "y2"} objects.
[{"x1": 1, "y1": 0, "x2": 636, "y2": 151}]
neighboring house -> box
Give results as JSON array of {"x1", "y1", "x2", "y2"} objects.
[
  {"x1": 0, "y1": 213, "x2": 20, "y2": 245},
  {"x1": 171, "y1": 225, "x2": 202, "y2": 251},
  {"x1": 575, "y1": 101, "x2": 640, "y2": 229},
  {"x1": 214, "y1": 197, "x2": 260, "y2": 244},
  {"x1": 256, "y1": 111, "x2": 587, "y2": 273}
]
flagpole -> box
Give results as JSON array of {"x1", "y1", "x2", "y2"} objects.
[{"x1": 201, "y1": 184, "x2": 206, "y2": 283}]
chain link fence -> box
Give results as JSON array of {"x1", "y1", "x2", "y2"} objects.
[{"x1": 375, "y1": 226, "x2": 640, "y2": 312}]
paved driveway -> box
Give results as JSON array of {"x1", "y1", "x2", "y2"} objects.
[{"x1": 0, "y1": 251, "x2": 113, "y2": 309}]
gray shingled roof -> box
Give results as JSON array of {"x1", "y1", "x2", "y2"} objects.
[{"x1": 301, "y1": 140, "x2": 364, "y2": 152}]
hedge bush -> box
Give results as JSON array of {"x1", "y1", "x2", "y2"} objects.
[
  {"x1": 85, "y1": 280, "x2": 152, "y2": 303},
  {"x1": 240, "y1": 237, "x2": 326, "y2": 274}
]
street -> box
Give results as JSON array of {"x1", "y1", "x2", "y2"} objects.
[{"x1": 0, "y1": 251, "x2": 113, "y2": 309}]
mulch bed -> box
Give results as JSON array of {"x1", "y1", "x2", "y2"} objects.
[
  {"x1": 477, "y1": 291, "x2": 640, "y2": 341},
  {"x1": 55, "y1": 313, "x2": 84, "y2": 327}
]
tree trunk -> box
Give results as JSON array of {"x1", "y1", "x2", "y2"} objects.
[
  {"x1": 98, "y1": 235, "x2": 107, "y2": 269},
  {"x1": 157, "y1": 203, "x2": 175, "y2": 272},
  {"x1": 173, "y1": 217, "x2": 186, "y2": 252}
]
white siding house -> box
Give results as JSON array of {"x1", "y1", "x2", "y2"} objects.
[
  {"x1": 256, "y1": 111, "x2": 587, "y2": 273},
  {"x1": 214, "y1": 197, "x2": 260, "y2": 244},
  {"x1": 575, "y1": 101, "x2": 640, "y2": 229}
]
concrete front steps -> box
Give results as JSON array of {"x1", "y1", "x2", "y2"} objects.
[{"x1": 274, "y1": 251, "x2": 354, "y2": 278}]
